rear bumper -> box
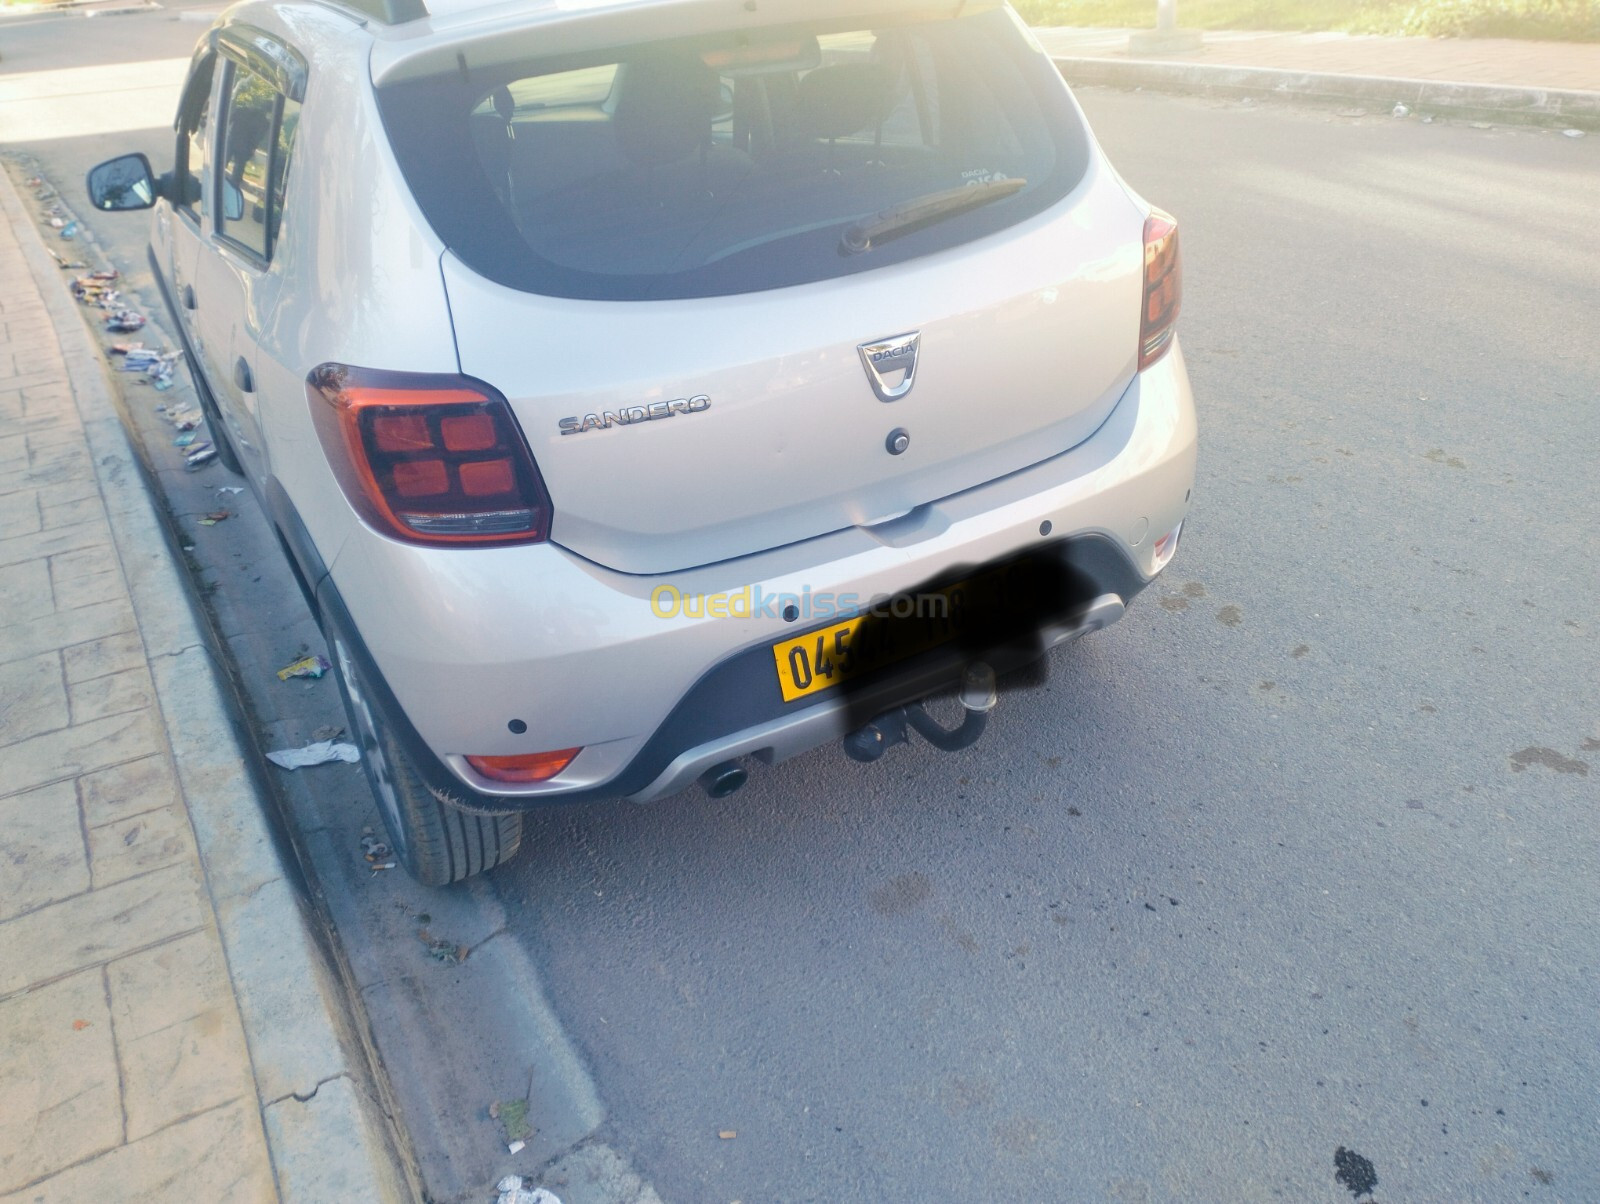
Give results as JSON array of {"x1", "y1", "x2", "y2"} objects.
[{"x1": 316, "y1": 343, "x2": 1197, "y2": 810}]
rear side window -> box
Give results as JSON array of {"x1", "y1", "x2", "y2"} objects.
[
  {"x1": 378, "y1": 7, "x2": 1089, "y2": 300},
  {"x1": 269, "y1": 96, "x2": 301, "y2": 247}
]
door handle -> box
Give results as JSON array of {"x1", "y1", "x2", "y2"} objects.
[
  {"x1": 182, "y1": 284, "x2": 196, "y2": 310},
  {"x1": 234, "y1": 357, "x2": 254, "y2": 394}
]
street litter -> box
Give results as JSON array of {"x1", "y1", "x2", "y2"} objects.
[
  {"x1": 1564, "y1": 128, "x2": 1586, "y2": 138},
  {"x1": 277, "y1": 654, "x2": 331, "y2": 680},
  {"x1": 169, "y1": 407, "x2": 204, "y2": 430},
  {"x1": 110, "y1": 341, "x2": 144, "y2": 356},
  {"x1": 359, "y1": 832, "x2": 390, "y2": 864},
  {"x1": 73, "y1": 276, "x2": 120, "y2": 306},
  {"x1": 60, "y1": 222, "x2": 78, "y2": 240},
  {"x1": 49, "y1": 216, "x2": 65, "y2": 229},
  {"x1": 198, "y1": 509, "x2": 230, "y2": 526},
  {"x1": 104, "y1": 310, "x2": 146, "y2": 333},
  {"x1": 719, "y1": 1130, "x2": 737, "y2": 1139},
  {"x1": 495, "y1": 1177, "x2": 561, "y2": 1204},
  {"x1": 265, "y1": 740, "x2": 361, "y2": 769},
  {"x1": 174, "y1": 431, "x2": 197, "y2": 447},
  {"x1": 123, "y1": 349, "x2": 164, "y2": 371},
  {"x1": 186, "y1": 444, "x2": 218, "y2": 469},
  {"x1": 217, "y1": 486, "x2": 244, "y2": 495},
  {"x1": 420, "y1": 929, "x2": 470, "y2": 963},
  {"x1": 313, "y1": 724, "x2": 345, "y2": 741},
  {"x1": 506, "y1": 1140, "x2": 526, "y2": 1156},
  {"x1": 1391, "y1": 103, "x2": 1409, "y2": 118}
]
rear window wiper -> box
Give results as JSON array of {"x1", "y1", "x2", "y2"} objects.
[{"x1": 840, "y1": 177, "x2": 1027, "y2": 256}]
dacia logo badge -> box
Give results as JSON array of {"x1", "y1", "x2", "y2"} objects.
[{"x1": 857, "y1": 331, "x2": 920, "y2": 402}]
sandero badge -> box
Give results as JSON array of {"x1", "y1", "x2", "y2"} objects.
[
  {"x1": 559, "y1": 394, "x2": 711, "y2": 435},
  {"x1": 858, "y1": 332, "x2": 920, "y2": 401}
]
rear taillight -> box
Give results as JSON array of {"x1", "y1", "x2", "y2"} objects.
[
  {"x1": 1139, "y1": 209, "x2": 1182, "y2": 371},
  {"x1": 307, "y1": 364, "x2": 551, "y2": 546}
]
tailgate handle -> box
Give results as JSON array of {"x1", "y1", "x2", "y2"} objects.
[
  {"x1": 233, "y1": 357, "x2": 254, "y2": 394},
  {"x1": 181, "y1": 284, "x2": 196, "y2": 310}
]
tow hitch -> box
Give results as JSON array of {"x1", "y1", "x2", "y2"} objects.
[{"x1": 843, "y1": 662, "x2": 999, "y2": 763}]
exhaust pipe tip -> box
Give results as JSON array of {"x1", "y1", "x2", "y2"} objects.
[{"x1": 700, "y1": 761, "x2": 748, "y2": 799}]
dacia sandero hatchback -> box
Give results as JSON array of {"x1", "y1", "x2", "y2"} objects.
[{"x1": 88, "y1": 0, "x2": 1197, "y2": 885}]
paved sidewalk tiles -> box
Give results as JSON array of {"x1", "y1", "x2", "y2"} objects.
[{"x1": 0, "y1": 183, "x2": 278, "y2": 1203}]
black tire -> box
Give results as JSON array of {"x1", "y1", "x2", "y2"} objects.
[
  {"x1": 327, "y1": 633, "x2": 522, "y2": 886},
  {"x1": 182, "y1": 347, "x2": 243, "y2": 475}
]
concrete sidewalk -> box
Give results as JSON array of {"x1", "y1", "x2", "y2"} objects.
[
  {"x1": 0, "y1": 171, "x2": 407, "y2": 1199},
  {"x1": 1034, "y1": 25, "x2": 1600, "y2": 127},
  {"x1": 1032, "y1": 26, "x2": 1600, "y2": 92}
]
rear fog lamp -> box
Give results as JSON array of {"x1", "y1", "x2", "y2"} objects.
[{"x1": 466, "y1": 749, "x2": 581, "y2": 783}]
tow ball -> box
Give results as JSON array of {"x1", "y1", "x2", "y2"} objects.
[{"x1": 843, "y1": 662, "x2": 999, "y2": 763}]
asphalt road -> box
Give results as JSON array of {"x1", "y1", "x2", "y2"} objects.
[
  {"x1": 489, "y1": 93, "x2": 1600, "y2": 1203},
  {"x1": 5, "y1": 14, "x2": 1597, "y2": 1201}
]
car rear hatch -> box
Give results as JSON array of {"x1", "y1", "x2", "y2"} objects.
[{"x1": 375, "y1": 1, "x2": 1146, "y2": 574}]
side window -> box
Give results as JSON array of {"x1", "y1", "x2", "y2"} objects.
[
  {"x1": 217, "y1": 61, "x2": 280, "y2": 260},
  {"x1": 176, "y1": 53, "x2": 215, "y2": 221},
  {"x1": 268, "y1": 97, "x2": 300, "y2": 249}
]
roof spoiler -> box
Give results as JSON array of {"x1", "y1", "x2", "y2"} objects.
[
  {"x1": 369, "y1": 0, "x2": 999, "y2": 86},
  {"x1": 319, "y1": 0, "x2": 427, "y2": 25}
]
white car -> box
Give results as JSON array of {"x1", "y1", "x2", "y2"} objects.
[{"x1": 88, "y1": 0, "x2": 1197, "y2": 885}]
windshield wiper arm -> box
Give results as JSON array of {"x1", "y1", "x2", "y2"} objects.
[{"x1": 839, "y1": 178, "x2": 1027, "y2": 256}]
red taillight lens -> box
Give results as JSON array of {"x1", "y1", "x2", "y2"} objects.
[
  {"x1": 1139, "y1": 209, "x2": 1182, "y2": 371},
  {"x1": 307, "y1": 365, "x2": 552, "y2": 545},
  {"x1": 466, "y1": 749, "x2": 581, "y2": 783}
]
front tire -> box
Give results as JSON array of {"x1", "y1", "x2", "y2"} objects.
[{"x1": 328, "y1": 633, "x2": 521, "y2": 886}]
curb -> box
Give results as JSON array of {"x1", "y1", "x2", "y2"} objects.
[
  {"x1": 0, "y1": 170, "x2": 414, "y2": 1203},
  {"x1": 1051, "y1": 56, "x2": 1600, "y2": 131},
  {"x1": 83, "y1": 4, "x2": 160, "y2": 16},
  {"x1": 0, "y1": 0, "x2": 155, "y2": 17}
]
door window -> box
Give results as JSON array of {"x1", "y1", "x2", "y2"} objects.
[
  {"x1": 216, "y1": 57, "x2": 301, "y2": 263},
  {"x1": 217, "y1": 62, "x2": 278, "y2": 259}
]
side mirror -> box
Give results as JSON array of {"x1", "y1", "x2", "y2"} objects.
[
  {"x1": 86, "y1": 153, "x2": 160, "y2": 212},
  {"x1": 221, "y1": 179, "x2": 245, "y2": 222}
]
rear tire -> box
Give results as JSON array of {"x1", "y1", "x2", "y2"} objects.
[{"x1": 328, "y1": 633, "x2": 521, "y2": 886}]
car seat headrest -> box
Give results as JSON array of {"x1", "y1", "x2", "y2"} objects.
[
  {"x1": 797, "y1": 63, "x2": 895, "y2": 141},
  {"x1": 491, "y1": 85, "x2": 515, "y2": 124},
  {"x1": 614, "y1": 54, "x2": 721, "y2": 166}
]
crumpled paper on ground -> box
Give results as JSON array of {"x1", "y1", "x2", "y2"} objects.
[
  {"x1": 265, "y1": 740, "x2": 361, "y2": 770},
  {"x1": 496, "y1": 1177, "x2": 561, "y2": 1204}
]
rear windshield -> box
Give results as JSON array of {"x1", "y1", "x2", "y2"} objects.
[{"x1": 377, "y1": 8, "x2": 1090, "y2": 301}]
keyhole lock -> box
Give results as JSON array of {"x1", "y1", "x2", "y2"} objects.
[{"x1": 886, "y1": 428, "x2": 910, "y2": 455}]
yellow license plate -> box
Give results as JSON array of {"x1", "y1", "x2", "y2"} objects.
[{"x1": 771, "y1": 578, "x2": 976, "y2": 703}]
